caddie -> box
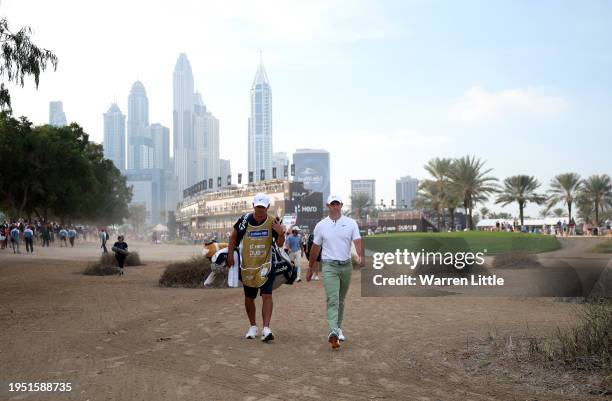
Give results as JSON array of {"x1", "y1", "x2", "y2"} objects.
[{"x1": 226, "y1": 193, "x2": 285, "y2": 342}]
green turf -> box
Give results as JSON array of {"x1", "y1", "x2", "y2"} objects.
[
  {"x1": 364, "y1": 231, "x2": 561, "y2": 255},
  {"x1": 591, "y1": 239, "x2": 612, "y2": 254}
]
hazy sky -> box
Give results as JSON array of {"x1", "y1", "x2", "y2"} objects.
[{"x1": 3, "y1": 0, "x2": 612, "y2": 217}]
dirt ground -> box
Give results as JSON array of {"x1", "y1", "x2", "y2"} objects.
[{"x1": 0, "y1": 239, "x2": 610, "y2": 401}]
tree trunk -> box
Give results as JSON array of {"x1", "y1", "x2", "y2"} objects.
[
  {"x1": 519, "y1": 201, "x2": 525, "y2": 226},
  {"x1": 568, "y1": 201, "x2": 572, "y2": 222}
]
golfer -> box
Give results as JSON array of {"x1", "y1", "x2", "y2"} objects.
[{"x1": 307, "y1": 194, "x2": 362, "y2": 349}]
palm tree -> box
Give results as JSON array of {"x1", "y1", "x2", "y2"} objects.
[
  {"x1": 479, "y1": 207, "x2": 490, "y2": 219},
  {"x1": 496, "y1": 175, "x2": 546, "y2": 226},
  {"x1": 547, "y1": 173, "x2": 581, "y2": 221},
  {"x1": 552, "y1": 208, "x2": 565, "y2": 218},
  {"x1": 424, "y1": 158, "x2": 454, "y2": 228},
  {"x1": 580, "y1": 174, "x2": 612, "y2": 226},
  {"x1": 350, "y1": 192, "x2": 371, "y2": 220},
  {"x1": 415, "y1": 179, "x2": 444, "y2": 230},
  {"x1": 448, "y1": 155, "x2": 499, "y2": 230}
]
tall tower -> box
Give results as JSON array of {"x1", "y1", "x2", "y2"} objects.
[
  {"x1": 173, "y1": 53, "x2": 195, "y2": 197},
  {"x1": 49, "y1": 101, "x2": 67, "y2": 127},
  {"x1": 248, "y1": 55, "x2": 272, "y2": 182},
  {"x1": 193, "y1": 92, "x2": 220, "y2": 186},
  {"x1": 103, "y1": 103, "x2": 126, "y2": 172},
  {"x1": 127, "y1": 81, "x2": 152, "y2": 169}
]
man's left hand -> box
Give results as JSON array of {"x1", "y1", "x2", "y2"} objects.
[{"x1": 272, "y1": 221, "x2": 285, "y2": 236}]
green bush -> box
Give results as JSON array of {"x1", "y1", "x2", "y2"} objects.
[{"x1": 159, "y1": 256, "x2": 213, "y2": 288}]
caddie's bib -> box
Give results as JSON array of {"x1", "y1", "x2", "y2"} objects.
[{"x1": 241, "y1": 216, "x2": 274, "y2": 288}]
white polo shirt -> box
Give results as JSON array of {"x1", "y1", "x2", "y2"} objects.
[{"x1": 313, "y1": 215, "x2": 361, "y2": 261}]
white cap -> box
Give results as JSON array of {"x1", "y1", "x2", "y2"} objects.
[
  {"x1": 327, "y1": 194, "x2": 343, "y2": 204},
  {"x1": 292, "y1": 226, "x2": 300, "y2": 231},
  {"x1": 253, "y1": 193, "x2": 270, "y2": 207}
]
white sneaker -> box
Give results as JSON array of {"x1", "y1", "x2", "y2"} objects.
[
  {"x1": 261, "y1": 327, "x2": 274, "y2": 342},
  {"x1": 337, "y1": 328, "x2": 345, "y2": 342},
  {"x1": 245, "y1": 326, "x2": 258, "y2": 339},
  {"x1": 313, "y1": 275, "x2": 320, "y2": 281}
]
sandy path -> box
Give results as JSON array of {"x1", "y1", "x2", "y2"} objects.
[{"x1": 0, "y1": 240, "x2": 607, "y2": 400}]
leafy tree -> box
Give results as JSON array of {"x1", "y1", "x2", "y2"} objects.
[
  {"x1": 0, "y1": 18, "x2": 58, "y2": 111},
  {"x1": 448, "y1": 155, "x2": 499, "y2": 230},
  {"x1": 547, "y1": 173, "x2": 582, "y2": 222},
  {"x1": 580, "y1": 174, "x2": 612, "y2": 226},
  {"x1": 496, "y1": 175, "x2": 546, "y2": 226},
  {"x1": 0, "y1": 113, "x2": 131, "y2": 224}
]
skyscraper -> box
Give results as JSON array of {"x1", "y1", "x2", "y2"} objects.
[
  {"x1": 127, "y1": 81, "x2": 152, "y2": 170},
  {"x1": 49, "y1": 101, "x2": 67, "y2": 127},
  {"x1": 103, "y1": 103, "x2": 126, "y2": 172},
  {"x1": 193, "y1": 92, "x2": 220, "y2": 186},
  {"x1": 396, "y1": 175, "x2": 419, "y2": 209},
  {"x1": 149, "y1": 123, "x2": 170, "y2": 170},
  {"x1": 173, "y1": 53, "x2": 196, "y2": 197},
  {"x1": 248, "y1": 58, "x2": 272, "y2": 182}
]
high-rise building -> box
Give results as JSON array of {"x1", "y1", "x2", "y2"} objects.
[
  {"x1": 248, "y1": 58, "x2": 272, "y2": 182},
  {"x1": 220, "y1": 159, "x2": 231, "y2": 187},
  {"x1": 103, "y1": 103, "x2": 126, "y2": 172},
  {"x1": 127, "y1": 81, "x2": 152, "y2": 170},
  {"x1": 293, "y1": 149, "x2": 330, "y2": 209},
  {"x1": 193, "y1": 92, "x2": 220, "y2": 186},
  {"x1": 49, "y1": 101, "x2": 67, "y2": 127},
  {"x1": 271, "y1": 152, "x2": 289, "y2": 180},
  {"x1": 351, "y1": 179, "x2": 376, "y2": 206},
  {"x1": 396, "y1": 175, "x2": 419, "y2": 209},
  {"x1": 173, "y1": 53, "x2": 196, "y2": 197},
  {"x1": 148, "y1": 123, "x2": 170, "y2": 170}
]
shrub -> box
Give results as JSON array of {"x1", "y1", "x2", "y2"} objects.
[
  {"x1": 97, "y1": 251, "x2": 143, "y2": 267},
  {"x1": 83, "y1": 262, "x2": 119, "y2": 276},
  {"x1": 528, "y1": 300, "x2": 612, "y2": 373},
  {"x1": 493, "y1": 251, "x2": 540, "y2": 269},
  {"x1": 159, "y1": 256, "x2": 212, "y2": 288},
  {"x1": 126, "y1": 252, "x2": 142, "y2": 266}
]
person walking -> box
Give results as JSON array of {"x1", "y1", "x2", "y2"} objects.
[
  {"x1": 10, "y1": 225, "x2": 20, "y2": 253},
  {"x1": 285, "y1": 226, "x2": 304, "y2": 282},
  {"x1": 100, "y1": 229, "x2": 109, "y2": 253},
  {"x1": 112, "y1": 235, "x2": 129, "y2": 276},
  {"x1": 23, "y1": 225, "x2": 34, "y2": 253},
  {"x1": 307, "y1": 194, "x2": 362, "y2": 349},
  {"x1": 68, "y1": 227, "x2": 77, "y2": 247},
  {"x1": 59, "y1": 227, "x2": 68, "y2": 247},
  {"x1": 41, "y1": 224, "x2": 50, "y2": 247},
  {"x1": 226, "y1": 193, "x2": 285, "y2": 342}
]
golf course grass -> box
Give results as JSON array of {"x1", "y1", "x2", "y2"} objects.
[{"x1": 364, "y1": 231, "x2": 561, "y2": 255}]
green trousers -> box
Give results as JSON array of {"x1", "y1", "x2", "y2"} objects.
[{"x1": 322, "y1": 261, "x2": 353, "y2": 335}]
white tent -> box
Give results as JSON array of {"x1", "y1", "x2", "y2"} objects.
[{"x1": 153, "y1": 224, "x2": 168, "y2": 232}]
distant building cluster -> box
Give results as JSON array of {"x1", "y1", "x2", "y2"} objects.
[{"x1": 95, "y1": 53, "x2": 333, "y2": 228}]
